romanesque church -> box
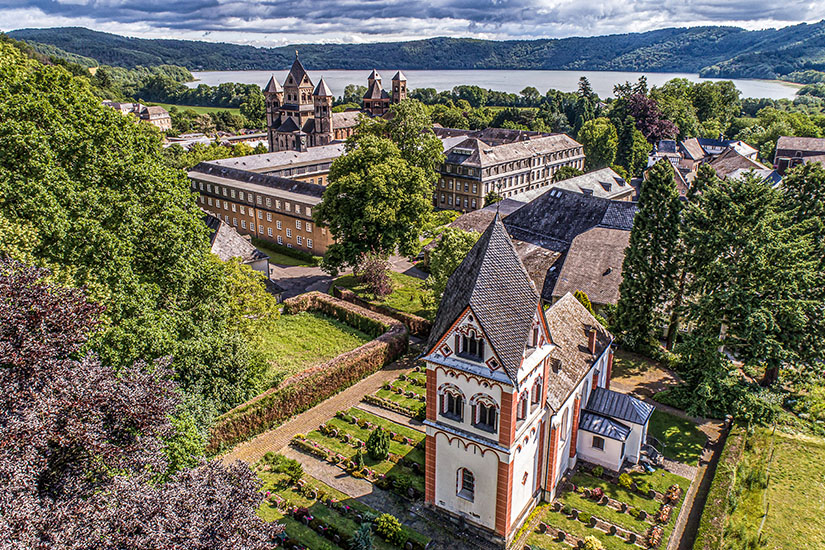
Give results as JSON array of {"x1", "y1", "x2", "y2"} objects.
[
  {"x1": 264, "y1": 55, "x2": 407, "y2": 152},
  {"x1": 423, "y1": 215, "x2": 654, "y2": 546}
]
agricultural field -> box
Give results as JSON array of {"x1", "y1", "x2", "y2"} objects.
[
  {"x1": 525, "y1": 467, "x2": 690, "y2": 550},
  {"x1": 334, "y1": 271, "x2": 433, "y2": 320},
  {"x1": 259, "y1": 312, "x2": 372, "y2": 387}
]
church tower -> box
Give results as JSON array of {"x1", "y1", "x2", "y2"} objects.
[
  {"x1": 422, "y1": 215, "x2": 553, "y2": 546},
  {"x1": 313, "y1": 77, "x2": 333, "y2": 146},
  {"x1": 392, "y1": 71, "x2": 407, "y2": 103},
  {"x1": 282, "y1": 52, "x2": 315, "y2": 128},
  {"x1": 263, "y1": 75, "x2": 283, "y2": 152}
]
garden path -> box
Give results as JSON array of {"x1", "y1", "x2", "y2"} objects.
[
  {"x1": 221, "y1": 352, "x2": 419, "y2": 466},
  {"x1": 354, "y1": 402, "x2": 426, "y2": 433}
]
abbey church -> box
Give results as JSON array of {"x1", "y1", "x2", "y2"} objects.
[{"x1": 264, "y1": 55, "x2": 408, "y2": 152}]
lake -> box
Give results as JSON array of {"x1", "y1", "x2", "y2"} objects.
[{"x1": 187, "y1": 69, "x2": 799, "y2": 100}]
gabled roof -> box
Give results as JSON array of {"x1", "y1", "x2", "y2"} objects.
[
  {"x1": 204, "y1": 213, "x2": 269, "y2": 264},
  {"x1": 776, "y1": 136, "x2": 825, "y2": 153},
  {"x1": 579, "y1": 411, "x2": 631, "y2": 441},
  {"x1": 709, "y1": 148, "x2": 768, "y2": 179},
  {"x1": 585, "y1": 387, "x2": 654, "y2": 425},
  {"x1": 276, "y1": 117, "x2": 300, "y2": 133},
  {"x1": 264, "y1": 75, "x2": 283, "y2": 94},
  {"x1": 363, "y1": 80, "x2": 389, "y2": 100},
  {"x1": 544, "y1": 293, "x2": 612, "y2": 412},
  {"x1": 392, "y1": 70, "x2": 407, "y2": 81},
  {"x1": 426, "y1": 214, "x2": 540, "y2": 384},
  {"x1": 510, "y1": 168, "x2": 632, "y2": 202},
  {"x1": 552, "y1": 227, "x2": 630, "y2": 306},
  {"x1": 680, "y1": 138, "x2": 706, "y2": 161},
  {"x1": 286, "y1": 56, "x2": 311, "y2": 87},
  {"x1": 313, "y1": 77, "x2": 333, "y2": 97}
]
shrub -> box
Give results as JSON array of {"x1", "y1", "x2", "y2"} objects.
[
  {"x1": 635, "y1": 479, "x2": 651, "y2": 495},
  {"x1": 578, "y1": 512, "x2": 591, "y2": 524},
  {"x1": 618, "y1": 473, "x2": 633, "y2": 489},
  {"x1": 366, "y1": 427, "x2": 391, "y2": 461},
  {"x1": 355, "y1": 450, "x2": 366, "y2": 470},
  {"x1": 583, "y1": 536, "x2": 605, "y2": 550},
  {"x1": 270, "y1": 454, "x2": 304, "y2": 484},
  {"x1": 592, "y1": 466, "x2": 604, "y2": 478},
  {"x1": 375, "y1": 514, "x2": 404, "y2": 546},
  {"x1": 357, "y1": 252, "x2": 392, "y2": 297}
]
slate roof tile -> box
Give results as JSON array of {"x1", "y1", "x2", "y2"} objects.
[{"x1": 585, "y1": 387, "x2": 654, "y2": 425}]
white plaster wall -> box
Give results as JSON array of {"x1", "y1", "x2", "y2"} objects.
[
  {"x1": 510, "y1": 416, "x2": 543, "y2": 525},
  {"x1": 433, "y1": 432, "x2": 501, "y2": 530},
  {"x1": 577, "y1": 430, "x2": 624, "y2": 471},
  {"x1": 623, "y1": 421, "x2": 645, "y2": 464},
  {"x1": 434, "y1": 366, "x2": 504, "y2": 441}
]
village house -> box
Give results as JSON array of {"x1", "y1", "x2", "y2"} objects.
[
  {"x1": 510, "y1": 167, "x2": 633, "y2": 202},
  {"x1": 102, "y1": 100, "x2": 172, "y2": 131},
  {"x1": 773, "y1": 136, "x2": 825, "y2": 175},
  {"x1": 434, "y1": 127, "x2": 585, "y2": 212},
  {"x1": 423, "y1": 215, "x2": 653, "y2": 546},
  {"x1": 263, "y1": 55, "x2": 406, "y2": 152}
]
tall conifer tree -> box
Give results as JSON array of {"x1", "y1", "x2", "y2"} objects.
[{"x1": 615, "y1": 160, "x2": 682, "y2": 349}]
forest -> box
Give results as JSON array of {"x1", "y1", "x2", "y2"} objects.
[{"x1": 8, "y1": 22, "x2": 825, "y2": 80}]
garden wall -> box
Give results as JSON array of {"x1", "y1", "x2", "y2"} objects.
[
  {"x1": 332, "y1": 285, "x2": 432, "y2": 338},
  {"x1": 692, "y1": 423, "x2": 746, "y2": 550},
  {"x1": 207, "y1": 292, "x2": 408, "y2": 454}
]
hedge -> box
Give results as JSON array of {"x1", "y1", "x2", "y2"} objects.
[
  {"x1": 332, "y1": 285, "x2": 432, "y2": 338},
  {"x1": 693, "y1": 423, "x2": 746, "y2": 550},
  {"x1": 207, "y1": 292, "x2": 408, "y2": 453},
  {"x1": 251, "y1": 237, "x2": 323, "y2": 266}
]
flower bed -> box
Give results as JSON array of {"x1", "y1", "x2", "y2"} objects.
[{"x1": 207, "y1": 292, "x2": 408, "y2": 453}]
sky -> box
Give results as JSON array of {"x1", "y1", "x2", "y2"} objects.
[{"x1": 1, "y1": 0, "x2": 825, "y2": 45}]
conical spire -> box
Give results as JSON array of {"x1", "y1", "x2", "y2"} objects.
[
  {"x1": 392, "y1": 70, "x2": 407, "y2": 81},
  {"x1": 425, "y1": 214, "x2": 539, "y2": 384},
  {"x1": 368, "y1": 69, "x2": 381, "y2": 82},
  {"x1": 287, "y1": 54, "x2": 311, "y2": 86},
  {"x1": 264, "y1": 74, "x2": 283, "y2": 94},
  {"x1": 313, "y1": 77, "x2": 333, "y2": 97}
]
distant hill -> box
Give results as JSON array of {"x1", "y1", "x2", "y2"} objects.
[{"x1": 8, "y1": 23, "x2": 825, "y2": 79}]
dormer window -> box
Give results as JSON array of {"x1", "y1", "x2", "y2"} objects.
[{"x1": 439, "y1": 384, "x2": 465, "y2": 422}]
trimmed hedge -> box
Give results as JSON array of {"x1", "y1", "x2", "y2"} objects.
[
  {"x1": 332, "y1": 285, "x2": 432, "y2": 338},
  {"x1": 207, "y1": 292, "x2": 408, "y2": 453},
  {"x1": 693, "y1": 423, "x2": 746, "y2": 550}
]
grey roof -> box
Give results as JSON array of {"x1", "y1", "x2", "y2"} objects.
[
  {"x1": 204, "y1": 213, "x2": 269, "y2": 264},
  {"x1": 680, "y1": 138, "x2": 706, "y2": 160},
  {"x1": 190, "y1": 163, "x2": 326, "y2": 199},
  {"x1": 552, "y1": 227, "x2": 630, "y2": 306},
  {"x1": 709, "y1": 148, "x2": 767, "y2": 178},
  {"x1": 775, "y1": 136, "x2": 825, "y2": 153},
  {"x1": 368, "y1": 69, "x2": 381, "y2": 81},
  {"x1": 264, "y1": 75, "x2": 283, "y2": 93},
  {"x1": 363, "y1": 80, "x2": 390, "y2": 100},
  {"x1": 443, "y1": 133, "x2": 582, "y2": 169},
  {"x1": 510, "y1": 168, "x2": 632, "y2": 202},
  {"x1": 286, "y1": 56, "x2": 311, "y2": 87},
  {"x1": 585, "y1": 387, "x2": 654, "y2": 425},
  {"x1": 579, "y1": 411, "x2": 631, "y2": 441},
  {"x1": 276, "y1": 117, "x2": 301, "y2": 133},
  {"x1": 392, "y1": 70, "x2": 407, "y2": 81},
  {"x1": 331, "y1": 111, "x2": 361, "y2": 128},
  {"x1": 313, "y1": 77, "x2": 333, "y2": 97},
  {"x1": 204, "y1": 143, "x2": 344, "y2": 173},
  {"x1": 425, "y1": 214, "x2": 540, "y2": 385}
]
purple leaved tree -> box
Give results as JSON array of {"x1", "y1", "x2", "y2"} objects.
[{"x1": 0, "y1": 259, "x2": 282, "y2": 549}]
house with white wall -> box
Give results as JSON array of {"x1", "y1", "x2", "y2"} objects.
[{"x1": 423, "y1": 215, "x2": 653, "y2": 546}]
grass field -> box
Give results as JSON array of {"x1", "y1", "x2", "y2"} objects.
[
  {"x1": 146, "y1": 102, "x2": 241, "y2": 115},
  {"x1": 259, "y1": 312, "x2": 371, "y2": 387},
  {"x1": 253, "y1": 239, "x2": 319, "y2": 267},
  {"x1": 725, "y1": 428, "x2": 825, "y2": 550},
  {"x1": 648, "y1": 410, "x2": 707, "y2": 466},
  {"x1": 334, "y1": 271, "x2": 433, "y2": 320}
]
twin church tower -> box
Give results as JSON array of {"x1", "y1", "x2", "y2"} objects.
[{"x1": 263, "y1": 53, "x2": 408, "y2": 152}]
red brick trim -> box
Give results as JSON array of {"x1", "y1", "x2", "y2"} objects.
[
  {"x1": 569, "y1": 395, "x2": 581, "y2": 459},
  {"x1": 592, "y1": 371, "x2": 599, "y2": 390},
  {"x1": 605, "y1": 349, "x2": 614, "y2": 390},
  {"x1": 494, "y1": 458, "x2": 513, "y2": 536},
  {"x1": 535, "y1": 420, "x2": 545, "y2": 493},
  {"x1": 425, "y1": 434, "x2": 436, "y2": 504},
  {"x1": 499, "y1": 390, "x2": 515, "y2": 448},
  {"x1": 547, "y1": 425, "x2": 559, "y2": 494},
  {"x1": 426, "y1": 369, "x2": 437, "y2": 421}
]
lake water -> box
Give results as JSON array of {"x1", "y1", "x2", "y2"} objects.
[{"x1": 188, "y1": 69, "x2": 799, "y2": 100}]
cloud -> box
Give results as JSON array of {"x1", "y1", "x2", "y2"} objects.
[{"x1": 1, "y1": 0, "x2": 824, "y2": 44}]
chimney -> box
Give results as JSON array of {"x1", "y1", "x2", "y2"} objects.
[{"x1": 587, "y1": 327, "x2": 597, "y2": 355}]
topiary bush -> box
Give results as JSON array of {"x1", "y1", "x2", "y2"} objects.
[
  {"x1": 375, "y1": 514, "x2": 405, "y2": 546},
  {"x1": 366, "y1": 427, "x2": 390, "y2": 461}
]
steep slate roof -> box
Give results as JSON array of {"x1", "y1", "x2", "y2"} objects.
[
  {"x1": 392, "y1": 70, "x2": 407, "y2": 81},
  {"x1": 287, "y1": 56, "x2": 311, "y2": 87},
  {"x1": 363, "y1": 80, "x2": 390, "y2": 100},
  {"x1": 264, "y1": 75, "x2": 283, "y2": 93},
  {"x1": 579, "y1": 411, "x2": 631, "y2": 441},
  {"x1": 189, "y1": 163, "x2": 327, "y2": 199},
  {"x1": 331, "y1": 111, "x2": 361, "y2": 128},
  {"x1": 368, "y1": 69, "x2": 381, "y2": 81},
  {"x1": 680, "y1": 137, "x2": 706, "y2": 161},
  {"x1": 544, "y1": 293, "x2": 612, "y2": 413},
  {"x1": 204, "y1": 213, "x2": 269, "y2": 264},
  {"x1": 776, "y1": 136, "x2": 825, "y2": 153},
  {"x1": 552, "y1": 227, "x2": 630, "y2": 306},
  {"x1": 444, "y1": 134, "x2": 581, "y2": 169},
  {"x1": 585, "y1": 387, "x2": 654, "y2": 425},
  {"x1": 276, "y1": 117, "x2": 301, "y2": 133},
  {"x1": 313, "y1": 77, "x2": 333, "y2": 97},
  {"x1": 426, "y1": 215, "x2": 539, "y2": 384}
]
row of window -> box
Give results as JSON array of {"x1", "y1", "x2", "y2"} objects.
[
  {"x1": 195, "y1": 181, "x2": 311, "y2": 217},
  {"x1": 215, "y1": 213, "x2": 314, "y2": 249},
  {"x1": 440, "y1": 194, "x2": 477, "y2": 209},
  {"x1": 440, "y1": 389, "x2": 498, "y2": 433}
]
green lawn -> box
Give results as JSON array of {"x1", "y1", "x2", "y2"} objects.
[
  {"x1": 253, "y1": 238, "x2": 321, "y2": 267},
  {"x1": 376, "y1": 388, "x2": 425, "y2": 411},
  {"x1": 611, "y1": 348, "x2": 666, "y2": 378},
  {"x1": 334, "y1": 271, "x2": 433, "y2": 320},
  {"x1": 724, "y1": 428, "x2": 825, "y2": 550},
  {"x1": 147, "y1": 102, "x2": 241, "y2": 115},
  {"x1": 259, "y1": 312, "x2": 372, "y2": 387},
  {"x1": 648, "y1": 410, "x2": 707, "y2": 466}
]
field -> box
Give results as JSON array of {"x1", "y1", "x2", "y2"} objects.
[
  {"x1": 259, "y1": 312, "x2": 372, "y2": 387},
  {"x1": 725, "y1": 428, "x2": 825, "y2": 550},
  {"x1": 146, "y1": 101, "x2": 241, "y2": 115},
  {"x1": 334, "y1": 271, "x2": 433, "y2": 320}
]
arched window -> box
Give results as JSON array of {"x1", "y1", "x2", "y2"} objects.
[
  {"x1": 560, "y1": 408, "x2": 569, "y2": 441},
  {"x1": 517, "y1": 390, "x2": 529, "y2": 421},
  {"x1": 458, "y1": 328, "x2": 485, "y2": 360},
  {"x1": 471, "y1": 394, "x2": 498, "y2": 433},
  {"x1": 439, "y1": 383, "x2": 465, "y2": 421},
  {"x1": 531, "y1": 377, "x2": 542, "y2": 407},
  {"x1": 457, "y1": 468, "x2": 474, "y2": 501}
]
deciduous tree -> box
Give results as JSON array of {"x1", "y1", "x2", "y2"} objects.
[{"x1": 578, "y1": 117, "x2": 618, "y2": 170}]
